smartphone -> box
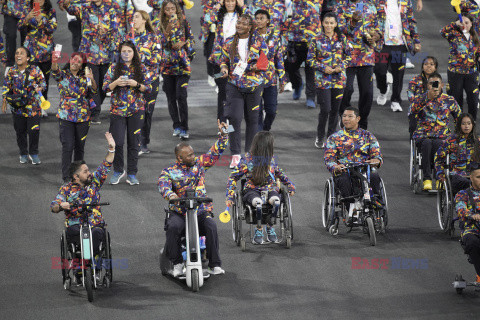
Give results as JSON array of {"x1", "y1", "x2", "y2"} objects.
[
  {"x1": 170, "y1": 14, "x2": 177, "y2": 21},
  {"x1": 221, "y1": 120, "x2": 235, "y2": 134},
  {"x1": 121, "y1": 75, "x2": 128, "y2": 81},
  {"x1": 34, "y1": 2, "x2": 40, "y2": 15},
  {"x1": 213, "y1": 72, "x2": 224, "y2": 79},
  {"x1": 432, "y1": 81, "x2": 439, "y2": 88},
  {"x1": 356, "y1": 2, "x2": 364, "y2": 12},
  {"x1": 54, "y1": 44, "x2": 62, "y2": 53}
]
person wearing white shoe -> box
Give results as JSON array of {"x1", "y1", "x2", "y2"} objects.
[
  {"x1": 374, "y1": 0, "x2": 420, "y2": 112},
  {"x1": 158, "y1": 120, "x2": 229, "y2": 275}
]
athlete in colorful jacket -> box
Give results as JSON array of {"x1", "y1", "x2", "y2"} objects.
[
  {"x1": 246, "y1": 0, "x2": 287, "y2": 35},
  {"x1": 18, "y1": 6, "x2": 57, "y2": 63},
  {"x1": 126, "y1": 29, "x2": 162, "y2": 80},
  {"x1": 307, "y1": 32, "x2": 352, "y2": 89},
  {"x1": 158, "y1": 132, "x2": 229, "y2": 216},
  {"x1": 261, "y1": 26, "x2": 287, "y2": 88},
  {"x1": 441, "y1": 21, "x2": 479, "y2": 75},
  {"x1": 435, "y1": 134, "x2": 478, "y2": 181},
  {"x1": 103, "y1": 63, "x2": 153, "y2": 117},
  {"x1": 456, "y1": 183, "x2": 480, "y2": 239},
  {"x1": 284, "y1": 0, "x2": 322, "y2": 43}
]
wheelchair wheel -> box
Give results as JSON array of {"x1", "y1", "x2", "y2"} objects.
[
  {"x1": 366, "y1": 217, "x2": 376, "y2": 246},
  {"x1": 282, "y1": 187, "x2": 294, "y2": 242},
  {"x1": 379, "y1": 178, "x2": 388, "y2": 227},
  {"x1": 85, "y1": 266, "x2": 94, "y2": 302},
  {"x1": 322, "y1": 179, "x2": 335, "y2": 230},
  {"x1": 240, "y1": 236, "x2": 246, "y2": 252},
  {"x1": 409, "y1": 139, "x2": 415, "y2": 187},
  {"x1": 437, "y1": 180, "x2": 451, "y2": 231},
  {"x1": 105, "y1": 231, "x2": 113, "y2": 283},
  {"x1": 60, "y1": 231, "x2": 68, "y2": 284},
  {"x1": 232, "y1": 194, "x2": 242, "y2": 246}
]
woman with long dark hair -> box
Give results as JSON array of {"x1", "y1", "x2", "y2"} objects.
[
  {"x1": 18, "y1": 0, "x2": 57, "y2": 116},
  {"x1": 441, "y1": 14, "x2": 480, "y2": 120},
  {"x1": 226, "y1": 131, "x2": 295, "y2": 244},
  {"x1": 307, "y1": 12, "x2": 351, "y2": 149},
  {"x1": 217, "y1": 14, "x2": 269, "y2": 168},
  {"x1": 407, "y1": 56, "x2": 439, "y2": 137},
  {"x1": 129, "y1": 10, "x2": 162, "y2": 155},
  {"x1": 207, "y1": 0, "x2": 245, "y2": 122},
  {"x1": 435, "y1": 113, "x2": 480, "y2": 196},
  {"x1": 103, "y1": 41, "x2": 153, "y2": 185},
  {"x1": 52, "y1": 52, "x2": 97, "y2": 182},
  {"x1": 158, "y1": 0, "x2": 195, "y2": 140}
]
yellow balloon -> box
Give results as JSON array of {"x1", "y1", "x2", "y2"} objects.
[{"x1": 219, "y1": 210, "x2": 231, "y2": 223}]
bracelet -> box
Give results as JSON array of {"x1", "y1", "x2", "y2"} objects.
[
  {"x1": 136, "y1": 83, "x2": 141, "y2": 90},
  {"x1": 108, "y1": 149, "x2": 115, "y2": 153}
]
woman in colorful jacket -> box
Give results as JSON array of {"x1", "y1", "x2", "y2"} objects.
[
  {"x1": 441, "y1": 14, "x2": 480, "y2": 120},
  {"x1": 52, "y1": 52, "x2": 97, "y2": 182},
  {"x1": 1, "y1": 47, "x2": 46, "y2": 165},
  {"x1": 1, "y1": 0, "x2": 29, "y2": 66},
  {"x1": 103, "y1": 41, "x2": 153, "y2": 186},
  {"x1": 128, "y1": 10, "x2": 162, "y2": 155},
  {"x1": 226, "y1": 131, "x2": 295, "y2": 244},
  {"x1": 247, "y1": 0, "x2": 287, "y2": 34},
  {"x1": 307, "y1": 12, "x2": 352, "y2": 149},
  {"x1": 218, "y1": 14, "x2": 269, "y2": 168},
  {"x1": 406, "y1": 56, "x2": 438, "y2": 137},
  {"x1": 254, "y1": 10, "x2": 286, "y2": 132},
  {"x1": 158, "y1": 0, "x2": 195, "y2": 140},
  {"x1": 435, "y1": 113, "x2": 480, "y2": 197},
  {"x1": 207, "y1": 0, "x2": 245, "y2": 122}
]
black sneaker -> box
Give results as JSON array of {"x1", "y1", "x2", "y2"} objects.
[{"x1": 91, "y1": 116, "x2": 101, "y2": 125}]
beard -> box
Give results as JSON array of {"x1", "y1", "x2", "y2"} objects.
[{"x1": 82, "y1": 175, "x2": 93, "y2": 186}]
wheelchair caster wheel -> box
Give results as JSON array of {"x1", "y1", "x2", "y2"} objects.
[
  {"x1": 329, "y1": 225, "x2": 338, "y2": 236},
  {"x1": 103, "y1": 277, "x2": 111, "y2": 288},
  {"x1": 241, "y1": 237, "x2": 246, "y2": 252},
  {"x1": 454, "y1": 274, "x2": 466, "y2": 294},
  {"x1": 380, "y1": 218, "x2": 386, "y2": 234},
  {"x1": 63, "y1": 278, "x2": 71, "y2": 290},
  {"x1": 286, "y1": 236, "x2": 292, "y2": 249}
]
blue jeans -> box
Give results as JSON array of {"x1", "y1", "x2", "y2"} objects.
[{"x1": 258, "y1": 85, "x2": 278, "y2": 131}]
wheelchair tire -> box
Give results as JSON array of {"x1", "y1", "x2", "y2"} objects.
[
  {"x1": 241, "y1": 237, "x2": 246, "y2": 252},
  {"x1": 191, "y1": 269, "x2": 199, "y2": 292},
  {"x1": 322, "y1": 179, "x2": 335, "y2": 230},
  {"x1": 437, "y1": 180, "x2": 450, "y2": 231},
  {"x1": 85, "y1": 266, "x2": 94, "y2": 302},
  {"x1": 282, "y1": 188, "x2": 294, "y2": 241},
  {"x1": 409, "y1": 139, "x2": 415, "y2": 187},
  {"x1": 379, "y1": 178, "x2": 388, "y2": 227},
  {"x1": 61, "y1": 232, "x2": 68, "y2": 283},
  {"x1": 105, "y1": 231, "x2": 113, "y2": 283},
  {"x1": 366, "y1": 217, "x2": 376, "y2": 246},
  {"x1": 232, "y1": 194, "x2": 242, "y2": 246},
  {"x1": 286, "y1": 236, "x2": 292, "y2": 249}
]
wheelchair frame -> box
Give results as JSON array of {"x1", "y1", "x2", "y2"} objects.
[{"x1": 410, "y1": 139, "x2": 440, "y2": 194}]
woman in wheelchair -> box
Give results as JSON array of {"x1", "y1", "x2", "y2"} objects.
[
  {"x1": 226, "y1": 131, "x2": 295, "y2": 244},
  {"x1": 435, "y1": 113, "x2": 480, "y2": 197}
]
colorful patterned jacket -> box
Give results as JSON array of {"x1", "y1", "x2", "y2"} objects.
[
  {"x1": 158, "y1": 19, "x2": 195, "y2": 75},
  {"x1": 246, "y1": 0, "x2": 287, "y2": 34},
  {"x1": 435, "y1": 134, "x2": 479, "y2": 180},
  {"x1": 125, "y1": 30, "x2": 162, "y2": 79},
  {"x1": 307, "y1": 32, "x2": 352, "y2": 89},
  {"x1": 284, "y1": 0, "x2": 322, "y2": 43},
  {"x1": 1, "y1": 0, "x2": 29, "y2": 19},
  {"x1": 198, "y1": 0, "x2": 220, "y2": 44},
  {"x1": 217, "y1": 32, "x2": 269, "y2": 90},
  {"x1": 441, "y1": 22, "x2": 479, "y2": 74},
  {"x1": 377, "y1": 0, "x2": 419, "y2": 51},
  {"x1": 455, "y1": 188, "x2": 480, "y2": 238},
  {"x1": 336, "y1": 0, "x2": 384, "y2": 67},
  {"x1": 226, "y1": 152, "x2": 296, "y2": 202},
  {"x1": 158, "y1": 135, "x2": 229, "y2": 216},
  {"x1": 110, "y1": 0, "x2": 135, "y2": 39},
  {"x1": 3, "y1": 65, "x2": 46, "y2": 117},
  {"x1": 148, "y1": 0, "x2": 188, "y2": 32},
  {"x1": 50, "y1": 160, "x2": 112, "y2": 227},
  {"x1": 18, "y1": 9, "x2": 57, "y2": 63},
  {"x1": 407, "y1": 74, "x2": 426, "y2": 103},
  {"x1": 0, "y1": 34, "x2": 5, "y2": 63},
  {"x1": 260, "y1": 27, "x2": 287, "y2": 87},
  {"x1": 52, "y1": 68, "x2": 97, "y2": 123},
  {"x1": 205, "y1": 5, "x2": 245, "y2": 57},
  {"x1": 324, "y1": 128, "x2": 383, "y2": 174},
  {"x1": 410, "y1": 93, "x2": 461, "y2": 140},
  {"x1": 66, "y1": 0, "x2": 118, "y2": 65},
  {"x1": 459, "y1": 0, "x2": 480, "y2": 36},
  {"x1": 103, "y1": 63, "x2": 153, "y2": 117}
]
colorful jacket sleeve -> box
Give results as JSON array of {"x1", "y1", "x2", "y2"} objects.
[
  {"x1": 274, "y1": 163, "x2": 296, "y2": 193},
  {"x1": 324, "y1": 135, "x2": 339, "y2": 173},
  {"x1": 198, "y1": 135, "x2": 229, "y2": 171},
  {"x1": 158, "y1": 168, "x2": 176, "y2": 200},
  {"x1": 456, "y1": 190, "x2": 475, "y2": 221},
  {"x1": 92, "y1": 160, "x2": 112, "y2": 188},
  {"x1": 226, "y1": 157, "x2": 248, "y2": 202},
  {"x1": 434, "y1": 138, "x2": 451, "y2": 180}
]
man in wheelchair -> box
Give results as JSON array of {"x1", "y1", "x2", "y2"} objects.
[
  {"x1": 324, "y1": 107, "x2": 383, "y2": 222},
  {"x1": 158, "y1": 120, "x2": 229, "y2": 277},
  {"x1": 226, "y1": 131, "x2": 295, "y2": 245},
  {"x1": 435, "y1": 113, "x2": 480, "y2": 197},
  {"x1": 50, "y1": 133, "x2": 115, "y2": 272},
  {"x1": 410, "y1": 72, "x2": 461, "y2": 191},
  {"x1": 455, "y1": 162, "x2": 480, "y2": 284}
]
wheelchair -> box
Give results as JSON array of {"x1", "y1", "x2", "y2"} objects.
[
  {"x1": 410, "y1": 139, "x2": 441, "y2": 194},
  {"x1": 453, "y1": 238, "x2": 480, "y2": 294},
  {"x1": 322, "y1": 163, "x2": 388, "y2": 246},
  {"x1": 60, "y1": 202, "x2": 112, "y2": 302},
  {"x1": 231, "y1": 178, "x2": 293, "y2": 251}
]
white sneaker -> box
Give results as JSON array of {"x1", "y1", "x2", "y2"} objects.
[
  {"x1": 41, "y1": 109, "x2": 48, "y2": 117},
  {"x1": 284, "y1": 82, "x2": 293, "y2": 92},
  {"x1": 207, "y1": 266, "x2": 225, "y2": 275},
  {"x1": 391, "y1": 102, "x2": 403, "y2": 112},
  {"x1": 207, "y1": 75, "x2": 216, "y2": 87},
  {"x1": 405, "y1": 58, "x2": 415, "y2": 69},
  {"x1": 376, "y1": 92, "x2": 388, "y2": 106},
  {"x1": 171, "y1": 263, "x2": 185, "y2": 278},
  {"x1": 386, "y1": 72, "x2": 393, "y2": 84},
  {"x1": 4, "y1": 66, "x2": 10, "y2": 77},
  {"x1": 229, "y1": 154, "x2": 241, "y2": 168},
  {"x1": 215, "y1": 86, "x2": 219, "y2": 94}
]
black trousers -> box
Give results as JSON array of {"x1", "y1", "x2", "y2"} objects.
[
  {"x1": 258, "y1": 85, "x2": 278, "y2": 131},
  {"x1": 141, "y1": 78, "x2": 160, "y2": 146},
  {"x1": 334, "y1": 171, "x2": 381, "y2": 201},
  {"x1": 59, "y1": 119, "x2": 90, "y2": 181},
  {"x1": 225, "y1": 83, "x2": 262, "y2": 155},
  {"x1": 3, "y1": 15, "x2": 27, "y2": 67},
  {"x1": 68, "y1": 19, "x2": 82, "y2": 52},
  {"x1": 204, "y1": 32, "x2": 216, "y2": 77},
  {"x1": 285, "y1": 41, "x2": 316, "y2": 100},
  {"x1": 215, "y1": 75, "x2": 227, "y2": 122},
  {"x1": 66, "y1": 224, "x2": 104, "y2": 256},
  {"x1": 109, "y1": 110, "x2": 144, "y2": 175},
  {"x1": 163, "y1": 74, "x2": 190, "y2": 130},
  {"x1": 450, "y1": 174, "x2": 470, "y2": 198},
  {"x1": 12, "y1": 113, "x2": 40, "y2": 155},
  {"x1": 88, "y1": 63, "x2": 110, "y2": 117},
  {"x1": 165, "y1": 212, "x2": 221, "y2": 268},
  {"x1": 463, "y1": 233, "x2": 480, "y2": 277},
  {"x1": 317, "y1": 88, "x2": 343, "y2": 141},
  {"x1": 447, "y1": 70, "x2": 479, "y2": 120},
  {"x1": 416, "y1": 138, "x2": 444, "y2": 180},
  {"x1": 374, "y1": 45, "x2": 407, "y2": 104},
  {"x1": 340, "y1": 66, "x2": 374, "y2": 129},
  {"x1": 35, "y1": 60, "x2": 52, "y2": 100}
]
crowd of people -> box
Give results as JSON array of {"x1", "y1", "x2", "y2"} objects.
[{"x1": 1, "y1": 0, "x2": 480, "y2": 282}]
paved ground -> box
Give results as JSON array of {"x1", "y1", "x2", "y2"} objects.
[{"x1": 1, "y1": 0, "x2": 479, "y2": 319}]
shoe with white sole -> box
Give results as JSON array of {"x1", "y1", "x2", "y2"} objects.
[
  {"x1": 29, "y1": 154, "x2": 41, "y2": 165},
  {"x1": 377, "y1": 84, "x2": 390, "y2": 106},
  {"x1": 207, "y1": 266, "x2": 225, "y2": 275},
  {"x1": 405, "y1": 58, "x2": 415, "y2": 69},
  {"x1": 19, "y1": 155, "x2": 28, "y2": 164},
  {"x1": 110, "y1": 170, "x2": 126, "y2": 184},
  {"x1": 170, "y1": 263, "x2": 185, "y2": 277},
  {"x1": 386, "y1": 72, "x2": 393, "y2": 84},
  {"x1": 207, "y1": 75, "x2": 216, "y2": 87},
  {"x1": 391, "y1": 102, "x2": 403, "y2": 112},
  {"x1": 284, "y1": 82, "x2": 293, "y2": 92}
]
